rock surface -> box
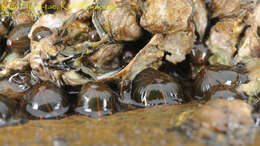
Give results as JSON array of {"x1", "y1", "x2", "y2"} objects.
[{"x1": 0, "y1": 101, "x2": 260, "y2": 145}]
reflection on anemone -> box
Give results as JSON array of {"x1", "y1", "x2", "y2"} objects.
[
  {"x1": 74, "y1": 82, "x2": 120, "y2": 117},
  {"x1": 205, "y1": 85, "x2": 247, "y2": 101},
  {"x1": 194, "y1": 65, "x2": 249, "y2": 98},
  {"x1": 24, "y1": 82, "x2": 70, "y2": 119},
  {"x1": 131, "y1": 68, "x2": 184, "y2": 107}
]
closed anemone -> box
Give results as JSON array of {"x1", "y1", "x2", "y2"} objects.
[
  {"x1": 0, "y1": 95, "x2": 22, "y2": 126},
  {"x1": 32, "y1": 26, "x2": 52, "y2": 42},
  {"x1": 6, "y1": 23, "x2": 32, "y2": 53},
  {"x1": 194, "y1": 65, "x2": 249, "y2": 98},
  {"x1": 0, "y1": 95, "x2": 15, "y2": 122},
  {"x1": 25, "y1": 83, "x2": 69, "y2": 119},
  {"x1": 74, "y1": 82, "x2": 119, "y2": 118},
  {"x1": 131, "y1": 68, "x2": 184, "y2": 107},
  {"x1": 0, "y1": 73, "x2": 32, "y2": 99},
  {"x1": 205, "y1": 85, "x2": 247, "y2": 101}
]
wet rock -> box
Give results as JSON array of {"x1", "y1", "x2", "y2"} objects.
[
  {"x1": 0, "y1": 100, "x2": 259, "y2": 145},
  {"x1": 0, "y1": 16, "x2": 12, "y2": 30},
  {"x1": 180, "y1": 99, "x2": 256, "y2": 145}
]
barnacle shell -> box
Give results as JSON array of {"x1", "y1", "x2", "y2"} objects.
[
  {"x1": 98, "y1": 0, "x2": 142, "y2": 41},
  {"x1": 140, "y1": 0, "x2": 192, "y2": 33},
  {"x1": 28, "y1": 12, "x2": 70, "y2": 40},
  {"x1": 210, "y1": 0, "x2": 257, "y2": 18},
  {"x1": 88, "y1": 43, "x2": 122, "y2": 74},
  {"x1": 190, "y1": 0, "x2": 208, "y2": 40},
  {"x1": 158, "y1": 29, "x2": 195, "y2": 64},
  {"x1": 238, "y1": 59, "x2": 260, "y2": 97},
  {"x1": 236, "y1": 3, "x2": 260, "y2": 63},
  {"x1": 207, "y1": 18, "x2": 245, "y2": 65}
]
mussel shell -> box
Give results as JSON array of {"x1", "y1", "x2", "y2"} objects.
[
  {"x1": 131, "y1": 68, "x2": 184, "y2": 107},
  {"x1": 205, "y1": 85, "x2": 247, "y2": 100},
  {"x1": 74, "y1": 82, "x2": 119, "y2": 117},
  {"x1": 24, "y1": 83, "x2": 69, "y2": 119},
  {"x1": 6, "y1": 23, "x2": 32, "y2": 53},
  {"x1": 194, "y1": 65, "x2": 249, "y2": 98},
  {"x1": 0, "y1": 73, "x2": 32, "y2": 99}
]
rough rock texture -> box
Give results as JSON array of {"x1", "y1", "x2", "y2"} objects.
[
  {"x1": 177, "y1": 99, "x2": 256, "y2": 146},
  {"x1": 140, "y1": 0, "x2": 192, "y2": 33},
  {"x1": 0, "y1": 101, "x2": 260, "y2": 145},
  {"x1": 0, "y1": 103, "x2": 199, "y2": 146}
]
